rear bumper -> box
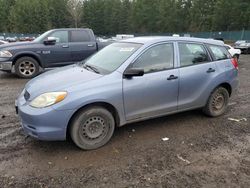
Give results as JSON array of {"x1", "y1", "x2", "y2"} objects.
[
  {"x1": 0, "y1": 61, "x2": 12, "y2": 71},
  {"x1": 229, "y1": 70, "x2": 239, "y2": 97}
]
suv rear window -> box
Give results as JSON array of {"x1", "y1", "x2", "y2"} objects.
[
  {"x1": 208, "y1": 45, "x2": 231, "y2": 60},
  {"x1": 70, "y1": 30, "x2": 91, "y2": 42},
  {"x1": 179, "y1": 43, "x2": 210, "y2": 67}
]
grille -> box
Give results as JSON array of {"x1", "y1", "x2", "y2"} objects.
[{"x1": 24, "y1": 90, "x2": 30, "y2": 101}]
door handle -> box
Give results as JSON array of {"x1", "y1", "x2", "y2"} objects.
[
  {"x1": 62, "y1": 45, "x2": 69, "y2": 48},
  {"x1": 167, "y1": 75, "x2": 178, "y2": 80},
  {"x1": 87, "y1": 44, "x2": 94, "y2": 47},
  {"x1": 207, "y1": 68, "x2": 215, "y2": 73}
]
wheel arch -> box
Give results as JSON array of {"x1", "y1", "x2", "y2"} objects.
[
  {"x1": 218, "y1": 82, "x2": 232, "y2": 96},
  {"x1": 66, "y1": 102, "x2": 120, "y2": 139},
  {"x1": 213, "y1": 82, "x2": 232, "y2": 97},
  {"x1": 12, "y1": 52, "x2": 43, "y2": 67}
]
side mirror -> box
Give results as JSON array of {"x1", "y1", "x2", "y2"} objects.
[
  {"x1": 43, "y1": 37, "x2": 56, "y2": 45},
  {"x1": 123, "y1": 68, "x2": 144, "y2": 78}
]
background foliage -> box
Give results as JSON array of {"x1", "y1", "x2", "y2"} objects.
[{"x1": 0, "y1": 0, "x2": 249, "y2": 35}]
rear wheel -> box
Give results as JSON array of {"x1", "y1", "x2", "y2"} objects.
[
  {"x1": 14, "y1": 57, "x2": 40, "y2": 78},
  {"x1": 70, "y1": 106, "x2": 115, "y2": 150},
  {"x1": 203, "y1": 87, "x2": 229, "y2": 117}
]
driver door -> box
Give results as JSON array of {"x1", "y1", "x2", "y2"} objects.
[
  {"x1": 123, "y1": 43, "x2": 179, "y2": 121},
  {"x1": 39, "y1": 30, "x2": 72, "y2": 67}
]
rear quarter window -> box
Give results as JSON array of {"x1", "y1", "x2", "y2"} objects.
[{"x1": 208, "y1": 45, "x2": 231, "y2": 61}]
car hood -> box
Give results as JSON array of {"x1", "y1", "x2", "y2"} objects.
[
  {"x1": 0, "y1": 41, "x2": 37, "y2": 50},
  {"x1": 25, "y1": 65, "x2": 103, "y2": 99}
]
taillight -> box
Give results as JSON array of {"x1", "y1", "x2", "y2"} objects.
[{"x1": 231, "y1": 58, "x2": 238, "y2": 70}]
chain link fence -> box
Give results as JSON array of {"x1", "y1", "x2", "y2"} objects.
[
  {"x1": 136, "y1": 30, "x2": 250, "y2": 41},
  {"x1": 1, "y1": 30, "x2": 250, "y2": 41}
]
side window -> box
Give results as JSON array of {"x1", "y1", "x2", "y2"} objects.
[
  {"x1": 208, "y1": 45, "x2": 231, "y2": 60},
  {"x1": 132, "y1": 43, "x2": 174, "y2": 73},
  {"x1": 49, "y1": 31, "x2": 68, "y2": 43},
  {"x1": 179, "y1": 43, "x2": 210, "y2": 67},
  {"x1": 70, "y1": 30, "x2": 91, "y2": 42}
]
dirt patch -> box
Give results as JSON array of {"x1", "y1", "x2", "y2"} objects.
[{"x1": 0, "y1": 56, "x2": 250, "y2": 187}]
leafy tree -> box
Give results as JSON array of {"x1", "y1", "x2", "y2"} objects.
[
  {"x1": 48, "y1": 0, "x2": 71, "y2": 29},
  {"x1": 67, "y1": 0, "x2": 83, "y2": 28},
  {"x1": 9, "y1": 0, "x2": 50, "y2": 33},
  {"x1": 0, "y1": 0, "x2": 15, "y2": 32},
  {"x1": 189, "y1": 0, "x2": 216, "y2": 32},
  {"x1": 0, "y1": 0, "x2": 250, "y2": 35}
]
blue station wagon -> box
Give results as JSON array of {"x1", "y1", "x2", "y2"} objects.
[{"x1": 16, "y1": 37, "x2": 239, "y2": 150}]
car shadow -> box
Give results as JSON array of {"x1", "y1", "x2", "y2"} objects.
[
  {"x1": 0, "y1": 71, "x2": 19, "y2": 79},
  {"x1": 28, "y1": 109, "x2": 208, "y2": 153}
]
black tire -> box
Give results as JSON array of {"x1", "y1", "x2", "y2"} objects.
[
  {"x1": 203, "y1": 87, "x2": 229, "y2": 117},
  {"x1": 14, "y1": 56, "x2": 40, "y2": 78},
  {"x1": 247, "y1": 48, "x2": 250, "y2": 54},
  {"x1": 70, "y1": 106, "x2": 115, "y2": 150}
]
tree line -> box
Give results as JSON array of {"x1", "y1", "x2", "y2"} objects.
[{"x1": 0, "y1": 0, "x2": 249, "y2": 35}]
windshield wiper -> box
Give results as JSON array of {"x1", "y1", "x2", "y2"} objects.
[{"x1": 83, "y1": 64, "x2": 100, "y2": 74}]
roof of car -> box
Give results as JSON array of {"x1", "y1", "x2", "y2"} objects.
[
  {"x1": 122, "y1": 36, "x2": 225, "y2": 46},
  {"x1": 52, "y1": 28, "x2": 91, "y2": 31}
]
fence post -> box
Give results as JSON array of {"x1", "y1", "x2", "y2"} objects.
[{"x1": 240, "y1": 28, "x2": 245, "y2": 40}]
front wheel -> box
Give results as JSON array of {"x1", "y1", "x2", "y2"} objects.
[
  {"x1": 14, "y1": 57, "x2": 40, "y2": 78},
  {"x1": 70, "y1": 106, "x2": 115, "y2": 150},
  {"x1": 203, "y1": 87, "x2": 229, "y2": 117}
]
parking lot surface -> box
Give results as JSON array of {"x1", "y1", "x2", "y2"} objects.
[{"x1": 0, "y1": 56, "x2": 250, "y2": 188}]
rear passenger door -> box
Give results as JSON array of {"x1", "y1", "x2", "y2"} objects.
[
  {"x1": 69, "y1": 30, "x2": 97, "y2": 62},
  {"x1": 177, "y1": 42, "x2": 218, "y2": 110}
]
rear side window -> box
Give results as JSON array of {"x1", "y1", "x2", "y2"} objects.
[
  {"x1": 70, "y1": 30, "x2": 91, "y2": 42},
  {"x1": 178, "y1": 43, "x2": 210, "y2": 67},
  {"x1": 208, "y1": 45, "x2": 231, "y2": 60},
  {"x1": 132, "y1": 43, "x2": 174, "y2": 73}
]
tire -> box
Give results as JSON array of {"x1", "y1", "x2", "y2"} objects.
[
  {"x1": 203, "y1": 87, "x2": 229, "y2": 117},
  {"x1": 70, "y1": 106, "x2": 115, "y2": 150},
  {"x1": 247, "y1": 48, "x2": 250, "y2": 54},
  {"x1": 14, "y1": 57, "x2": 40, "y2": 78}
]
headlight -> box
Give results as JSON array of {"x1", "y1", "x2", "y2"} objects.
[
  {"x1": 0, "y1": 50, "x2": 12, "y2": 58},
  {"x1": 30, "y1": 92, "x2": 67, "y2": 108}
]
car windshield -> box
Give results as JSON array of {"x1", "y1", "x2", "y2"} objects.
[{"x1": 81, "y1": 42, "x2": 142, "y2": 74}]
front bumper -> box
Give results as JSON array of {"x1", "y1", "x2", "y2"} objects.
[
  {"x1": 16, "y1": 96, "x2": 74, "y2": 141},
  {"x1": 0, "y1": 61, "x2": 12, "y2": 71}
]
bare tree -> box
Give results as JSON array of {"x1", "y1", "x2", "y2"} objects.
[{"x1": 67, "y1": 0, "x2": 83, "y2": 28}]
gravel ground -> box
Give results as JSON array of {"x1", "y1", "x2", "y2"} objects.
[{"x1": 0, "y1": 55, "x2": 250, "y2": 188}]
